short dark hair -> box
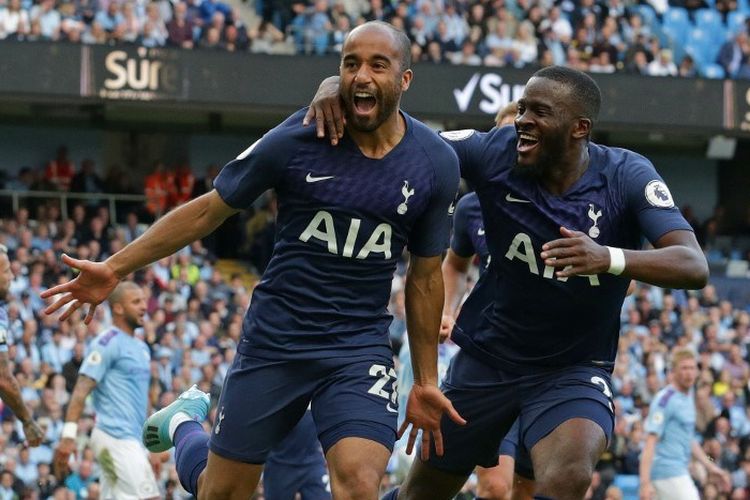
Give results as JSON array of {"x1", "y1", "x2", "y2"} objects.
[
  {"x1": 532, "y1": 66, "x2": 601, "y2": 124},
  {"x1": 345, "y1": 21, "x2": 412, "y2": 73}
]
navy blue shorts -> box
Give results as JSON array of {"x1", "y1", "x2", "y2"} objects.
[
  {"x1": 498, "y1": 419, "x2": 534, "y2": 480},
  {"x1": 209, "y1": 352, "x2": 398, "y2": 463},
  {"x1": 425, "y1": 350, "x2": 614, "y2": 475},
  {"x1": 264, "y1": 412, "x2": 331, "y2": 500}
]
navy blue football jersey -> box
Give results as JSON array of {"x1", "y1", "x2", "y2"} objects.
[
  {"x1": 440, "y1": 126, "x2": 692, "y2": 371},
  {"x1": 450, "y1": 192, "x2": 490, "y2": 272},
  {"x1": 214, "y1": 109, "x2": 459, "y2": 359}
]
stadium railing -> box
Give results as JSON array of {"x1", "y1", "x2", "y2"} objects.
[{"x1": 0, "y1": 189, "x2": 149, "y2": 221}]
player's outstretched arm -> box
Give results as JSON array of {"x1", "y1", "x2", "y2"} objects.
[
  {"x1": 42, "y1": 190, "x2": 238, "y2": 322},
  {"x1": 401, "y1": 255, "x2": 466, "y2": 460},
  {"x1": 303, "y1": 76, "x2": 344, "y2": 145},
  {"x1": 0, "y1": 351, "x2": 43, "y2": 447},
  {"x1": 54, "y1": 374, "x2": 97, "y2": 479},
  {"x1": 440, "y1": 250, "x2": 471, "y2": 343},
  {"x1": 541, "y1": 227, "x2": 708, "y2": 289}
]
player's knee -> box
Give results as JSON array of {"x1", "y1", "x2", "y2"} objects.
[
  {"x1": 535, "y1": 461, "x2": 592, "y2": 498},
  {"x1": 329, "y1": 462, "x2": 381, "y2": 499},
  {"x1": 197, "y1": 477, "x2": 250, "y2": 500},
  {"x1": 477, "y1": 477, "x2": 513, "y2": 500}
]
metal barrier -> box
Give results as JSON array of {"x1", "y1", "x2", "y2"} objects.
[{"x1": 0, "y1": 190, "x2": 149, "y2": 221}]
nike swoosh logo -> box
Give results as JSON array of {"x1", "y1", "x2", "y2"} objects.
[
  {"x1": 505, "y1": 193, "x2": 531, "y2": 203},
  {"x1": 386, "y1": 403, "x2": 398, "y2": 413},
  {"x1": 478, "y1": 228, "x2": 485, "y2": 235},
  {"x1": 453, "y1": 73, "x2": 480, "y2": 112},
  {"x1": 306, "y1": 173, "x2": 335, "y2": 183}
]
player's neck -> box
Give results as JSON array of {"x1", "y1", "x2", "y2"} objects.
[
  {"x1": 113, "y1": 318, "x2": 136, "y2": 336},
  {"x1": 347, "y1": 109, "x2": 406, "y2": 159},
  {"x1": 541, "y1": 142, "x2": 589, "y2": 195}
]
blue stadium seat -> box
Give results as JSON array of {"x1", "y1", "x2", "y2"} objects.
[
  {"x1": 739, "y1": 0, "x2": 750, "y2": 14},
  {"x1": 613, "y1": 475, "x2": 640, "y2": 500},
  {"x1": 688, "y1": 27, "x2": 714, "y2": 61},
  {"x1": 695, "y1": 8, "x2": 722, "y2": 30},
  {"x1": 661, "y1": 23, "x2": 688, "y2": 47},
  {"x1": 701, "y1": 63, "x2": 727, "y2": 79},
  {"x1": 663, "y1": 8, "x2": 691, "y2": 44},
  {"x1": 728, "y1": 11, "x2": 747, "y2": 34},
  {"x1": 683, "y1": 42, "x2": 706, "y2": 66},
  {"x1": 665, "y1": 6, "x2": 690, "y2": 26},
  {"x1": 636, "y1": 4, "x2": 659, "y2": 27}
]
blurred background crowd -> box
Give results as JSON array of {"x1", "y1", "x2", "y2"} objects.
[
  {"x1": 1, "y1": 0, "x2": 750, "y2": 78},
  {"x1": 0, "y1": 150, "x2": 749, "y2": 499}
]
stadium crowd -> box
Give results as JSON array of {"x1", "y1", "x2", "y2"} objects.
[
  {"x1": 0, "y1": 0, "x2": 749, "y2": 77},
  {"x1": 0, "y1": 153, "x2": 749, "y2": 499}
]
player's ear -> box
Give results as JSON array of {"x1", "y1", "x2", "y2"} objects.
[
  {"x1": 401, "y1": 69, "x2": 413, "y2": 92},
  {"x1": 572, "y1": 117, "x2": 591, "y2": 140}
]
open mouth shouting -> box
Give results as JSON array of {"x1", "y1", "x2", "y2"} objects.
[
  {"x1": 517, "y1": 131, "x2": 539, "y2": 154},
  {"x1": 353, "y1": 91, "x2": 377, "y2": 116}
]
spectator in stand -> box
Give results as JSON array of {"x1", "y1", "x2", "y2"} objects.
[
  {"x1": 143, "y1": 161, "x2": 173, "y2": 221},
  {"x1": 69, "y1": 159, "x2": 104, "y2": 210},
  {"x1": 93, "y1": 0, "x2": 125, "y2": 42},
  {"x1": 45, "y1": 147, "x2": 75, "y2": 193},
  {"x1": 120, "y1": 1, "x2": 142, "y2": 44},
  {"x1": 167, "y1": 1, "x2": 196, "y2": 48},
  {"x1": 718, "y1": 31, "x2": 750, "y2": 79},
  {"x1": 142, "y1": 2, "x2": 168, "y2": 47},
  {"x1": 648, "y1": 48, "x2": 678, "y2": 76},
  {"x1": 0, "y1": 0, "x2": 29, "y2": 40},
  {"x1": 30, "y1": 0, "x2": 61, "y2": 41}
]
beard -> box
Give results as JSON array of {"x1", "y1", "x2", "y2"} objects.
[
  {"x1": 512, "y1": 131, "x2": 569, "y2": 180},
  {"x1": 343, "y1": 81, "x2": 402, "y2": 133}
]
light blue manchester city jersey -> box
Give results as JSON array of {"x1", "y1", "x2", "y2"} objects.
[
  {"x1": 79, "y1": 328, "x2": 152, "y2": 440},
  {"x1": 644, "y1": 385, "x2": 696, "y2": 480}
]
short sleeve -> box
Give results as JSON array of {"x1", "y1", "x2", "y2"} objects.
[
  {"x1": 214, "y1": 110, "x2": 307, "y2": 210},
  {"x1": 407, "y1": 153, "x2": 460, "y2": 257},
  {"x1": 644, "y1": 394, "x2": 669, "y2": 438},
  {"x1": 79, "y1": 336, "x2": 116, "y2": 383},
  {"x1": 438, "y1": 129, "x2": 484, "y2": 186},
  {"x1": 450, "y1": 195, "x2": 477, "y2": 258},
  {"x1": 623, "y1": 156, "x2": 693, "y2": 244}
]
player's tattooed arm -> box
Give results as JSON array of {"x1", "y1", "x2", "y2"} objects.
[
  {"x1": 65, "y1": 374, "x2": 97, "y2": 425},
  {"x1": 400, "y1": 255, "x2": 466, "y2": 460},
  {"x1": 304, "y1": 76, "x2": 345, "y2": 145},
  {"x1": 0, "y1": 351, "x2": 42, "y2": 446},
  {"x1": 541, "y1": 228, "x2": 708, "y2": 289},
  {"x1": 54, "y1": 374, "x2": 98, "y2": 479}
]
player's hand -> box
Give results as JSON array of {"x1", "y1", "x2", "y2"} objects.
[
  {"x1": 540, "y1": 226, "x2": 611, "y2": 278},
  {"x1": 149, "y1": 451, "x2": 168, "y2": 477},
  {"x1": 638, "y1": 481, "x2": 655, "y2": 500},
  {"x1": 303, "y1": 76, "x2": 345, "y2": 145},
  {"x1": 439, "y1": 315, "x2": 455, "y2": 343},
  {"x1": 53, "y1": 437, "x2": 76, "y2": 480},
  {"x1": 708, "y1": 464, "x2": 732, "y2": 492},
  {"x1": 398, "y1": 383, "x2": 466, "y2": 461},
  {"x1": 22, "y1": 419, "x2": 44, "y2": 447},
  {"x1": 41, "y1": 254, "x2": 120, "y2": 324}
]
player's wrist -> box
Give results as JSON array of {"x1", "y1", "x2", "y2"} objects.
[
  {"x1": 606, "y1": 246, "x2": 626, "y2": 275},
  {"x1": 61, "y1": 421, "x2": 78, "y2": 440}
]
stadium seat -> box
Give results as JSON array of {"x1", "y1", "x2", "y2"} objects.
[
  {"x1": 663, "y1": 8, "x2": 691, "y2": 45},
  {"x1": 688, "y1": 27, "x2": 714, "y2": 61},
  {"x1": 660, "y1": 23, "x2": 687, "y2": 47},
  {"x1": 739, "y1": 0, "x2": 750, "y2": 14},
  {"x1": 701, "y1": 63, "x2": 726, "y2": 79},
  {"x1": 727, "y1": 11, "x2": 747, "y2": 34},
  {"x1": 695, "y1": 8, "x2": 722, "y2": 30},
  {"x1": 636, "y1": 4, "x2": 659, "y2": 27},
  {"x1": 613, "y1": 475, "x2": 640, "y2": 500},
  {"x1": 683, "y1": 42, "x2": 706, "y2": 66}
]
